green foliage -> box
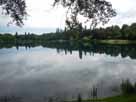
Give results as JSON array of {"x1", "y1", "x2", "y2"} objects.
[
  {"x1": 101, "y1": 95, "x2": 136, "y2": 102},
  {"x1": 134, "y1": 83, "x2": 136, "y2": 92},
  {"x1": 121, "y1": 24, "x2": 130, "y2": 39},
  {"x1": 121, "y1": 79, "x2": 135, "y2": 95},
  {"x1": 91, "y1": 23, "x2": 136, "y2": 40},
  {"x1": 129, "y1": 23, "x2": 136, "y2": 39},
  {"x1": 77, "y1": 94, "x2": 82, "y2": 102},
  {"x1": 0, "y1": 34, "x2": 16, "y2": 43}
]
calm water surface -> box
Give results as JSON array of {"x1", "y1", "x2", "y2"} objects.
[{"x1": 0, "y1": 45, "x2": 136, "y2": 102}]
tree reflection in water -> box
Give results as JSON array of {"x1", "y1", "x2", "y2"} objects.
[{"x1": 1, "y1": 41, "x2": 135, "y2": 59}]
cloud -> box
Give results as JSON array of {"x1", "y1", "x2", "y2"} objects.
[
  {"x1": 0, "y1": 7, "x2": 11, "y2": 26},
  {"x1": 23, "y1": 0, "x2": 136, "y2": 28},
  {"x1": 24, "y1": 0, "x2": 66, "y2": 28},
  {"x1": 105, "y1": 0, "x2": 136, "y2": 27}
]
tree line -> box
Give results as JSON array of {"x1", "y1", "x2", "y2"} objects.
[
  {"x1": 65, "y1": 22, "x2": 136, "y2": 40},
  {"x1": 61, "y1": 22, "x2": 136, "y2": 40},
  {"x1": 1, "y1": 22, "x2": 136, "y2": 43}
]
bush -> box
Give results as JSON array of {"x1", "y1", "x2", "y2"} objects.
[
  {"x1": 134, "y1": 82, "x2": 136, "y2": 92},
  {"x1": 77, "y1": 94, "x2": 82, "y2": 102},
  {"x1": 121, "y1": 79, "x2": 135, "y2": 95}
]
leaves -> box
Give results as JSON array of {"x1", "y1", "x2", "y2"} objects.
[
  {"x1": 0, "y1": 0, "x2": 27, "y2": 26},
  {"x1": 0, "y1": 0, "x2": 116, "y2": 28},
  {"x1": 54, "y1": 0, "x2": 117, "y2": 29}
]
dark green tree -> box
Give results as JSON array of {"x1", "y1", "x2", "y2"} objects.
[
  {"x1": 134, "y1": 82, "x2": 136, "y2": 93},
  {"x1": 121, "y1": 79, "x2": 135, "y2": 95},
  {"x1": 15, "y1": 32, "x2": 18, "y2": 37},
  {"x1": 129, "y1": 23, "x2": 136, "y2": 39},
  {"x1": 121, "y1": 24, "x2": 130, "y2": 39},
  {"x1": 111, "y1": 25, "x2": 121, "y2": 38},
  {"x1": 77, "y1": 94, "x2": 82, "y2": 102}
]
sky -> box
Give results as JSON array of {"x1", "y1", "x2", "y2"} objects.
[{"x1": 0, "y1": 0, "x2": 136, "y2": 34}]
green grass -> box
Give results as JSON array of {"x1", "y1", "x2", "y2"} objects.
[
  {"x1": 101, "y1": 94, "x2": 136, "y2": 102},
  {"x1": 95, "y1": 40, "x2": 136, "y2": 45},
  {"x1": 66, "y1": 94, "x2": 136, "y2": 102}
]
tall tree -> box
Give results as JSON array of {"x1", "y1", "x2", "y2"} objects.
[
  {"x1": 129, "y1": 23, "x2": 136, "y2": 39},
  {"x1": 121, "y1": 24, "x2": 130, "y2": 39}
]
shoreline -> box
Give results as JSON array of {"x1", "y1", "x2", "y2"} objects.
[{"x1": 66, "y1": 94, "x2": 136, "y2": 102}]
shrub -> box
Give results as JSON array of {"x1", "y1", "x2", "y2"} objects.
[
  {"x1": 121, "y1": 79, "x2": 135, "y2": 95},
  {"x1": 77, "y1": 94, "x2": 82, "y2": 102}
]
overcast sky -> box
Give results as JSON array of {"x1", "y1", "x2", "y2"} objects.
[{"x1": 0, "y1": 0, "x2": 136, "y2": 34}]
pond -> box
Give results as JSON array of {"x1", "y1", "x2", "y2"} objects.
[{"x1": 0, "y1": 42, "x2": 136, "y2": 102}]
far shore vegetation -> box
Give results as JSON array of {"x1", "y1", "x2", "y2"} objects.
[{"x1": 1, "y1": 22, "x2": 136, "y2": 45}]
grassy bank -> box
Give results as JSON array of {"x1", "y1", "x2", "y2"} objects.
[
  {"x1": 95, "y1": 40, "x2": 136, "y2": 45},
  {"x1": 67, "y1": 94, "x2": 136, "y2": 102},
  {"x1": 101, "y1": 94, "x2": 136, "y2": 102}
]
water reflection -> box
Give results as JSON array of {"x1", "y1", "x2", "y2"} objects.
[
  {"x1": 43, "y1": 42, "x2": 136, "y2": 59},
  {"x1": 0, "y1": 42, "x2": 136, "y2": 101},
  {"x1": 1, "y1": 41, "x2": 136, "y2": 59}
]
